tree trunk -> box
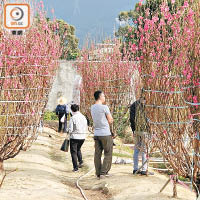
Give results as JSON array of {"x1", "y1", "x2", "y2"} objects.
[
  {"x1": 0, "y1": 160, "x2": 5, "y2": 188},
  {"x1": 172, "y1": 176, "x2": 178, "y2": 198}
]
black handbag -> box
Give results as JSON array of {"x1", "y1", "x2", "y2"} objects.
[{"x1": 60, "y1": 139, "x2": 70, "y2": 152}]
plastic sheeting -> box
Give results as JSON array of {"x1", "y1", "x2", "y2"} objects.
[{"x1": 72, "y1": 75, "x2": 82, "y2": 105}]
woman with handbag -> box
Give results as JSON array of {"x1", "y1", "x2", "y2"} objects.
[{"x1": 68, "y1": 104, "x2": 88, "y2": 172}]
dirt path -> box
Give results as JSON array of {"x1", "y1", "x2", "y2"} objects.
[
  {"x1": 0, "y1": 128, "x2": 83, "y2": 200},
  {"x1": 0, "y1": 127, "x2": 196, "y2": 200}
]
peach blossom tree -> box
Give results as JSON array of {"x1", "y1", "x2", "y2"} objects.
[
  {"x1": 131, "y1": 0, "x2": 199, "y2": 196},
  {"x1": 0, "y1": 1, "x2": 61, "y2": 179}
]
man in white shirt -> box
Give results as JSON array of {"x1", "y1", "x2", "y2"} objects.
[{"x1": 68, "y1": 104, "x2": 88, "y2": 172}]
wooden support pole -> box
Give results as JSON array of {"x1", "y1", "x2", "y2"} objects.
[{"x1": 160, "y1": 178, "x2": 171, "y2": 193}]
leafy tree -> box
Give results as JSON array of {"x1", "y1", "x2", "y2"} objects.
[{"x1": 48, "y1": 19, "x2": 79, "y2": 60}]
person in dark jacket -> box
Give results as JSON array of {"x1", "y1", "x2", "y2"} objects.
[
  {"x1": 130, "y1": 97, "x2": 149, "y2": 175},
  {"x1": 56, "y1": 97, "x2": 69, "y2": 133}
]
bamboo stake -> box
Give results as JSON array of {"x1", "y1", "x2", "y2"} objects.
[{"x1": 160, "y1": 178, "x2": 171, "y2": 193}]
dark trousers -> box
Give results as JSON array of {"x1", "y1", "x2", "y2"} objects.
[
  {"x1": 58, "y1": 114, "x2": 67, "y2": 133},
  {"x1": 70, "y1": 139, "x2": 85, "y2": 170},
  {"x1": 94, "y1": 135, "x2": 113, "y2": 177}
]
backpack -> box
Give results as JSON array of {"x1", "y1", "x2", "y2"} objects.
[{"x1": 56, "y1": 105, "x2": 66, "y2": 115}]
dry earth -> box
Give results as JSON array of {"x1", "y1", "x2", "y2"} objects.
[{"x1": 0, "y1": 127, "x2": 196, "y2": 200}]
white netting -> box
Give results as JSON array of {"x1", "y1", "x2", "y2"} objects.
[{"x1": 0, "y1": 55, "x2": 59, "y2": 160}]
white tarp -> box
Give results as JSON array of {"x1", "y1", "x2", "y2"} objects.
[{"x1": 72, "y1": 75, "x2": 82, "y2": 105}]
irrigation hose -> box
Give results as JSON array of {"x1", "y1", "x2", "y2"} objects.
[{"x1": 76, "y1": 167, "x2": 95, "y2": 200}]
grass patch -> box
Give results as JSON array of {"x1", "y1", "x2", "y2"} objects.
[
  {"x1": 149, "y1": 152, "x2": 162, "y2": 158},
  {"x1": 115, "y1": 142, "x2": 133, "y2": 154},
  {"x1": 44, "y1": 111, "x2": 57, "y2": 121},
  {"x1": 151, "y1": 163, "x2": 167, "y2": 169},
  {"x1": 113, "y1": 152, "x2": 132, "y2": 158},
  {"x1": 178, "y1": 176, "x2": 190, "y2": 182}
]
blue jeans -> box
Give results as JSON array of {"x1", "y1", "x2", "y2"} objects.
[{"x1": 133, "y1": 133, "x2": 147, "y2": 172}]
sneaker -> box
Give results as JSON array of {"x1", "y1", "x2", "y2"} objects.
[
  {"x1": 105, "y1": 173, "x2": 113, "y2": 177},
  {"x1": 72, "y1": 169, "x2": 79, "y2": 172},
  {"x1": 140, "y1": 171, "x2": 147, "y2": 175},
  {"x1": 133, "y1": 170, "x2": 141, "y2": 174},
  {"x1": 78, "y1": 162, "x2": 84, "y2": 168},
  {"x1": 99, "y1": 175, "x2": 107, "y2": 179},
  {"x1": 148, "y1": 171, "x2": 154, "y2": 176}
]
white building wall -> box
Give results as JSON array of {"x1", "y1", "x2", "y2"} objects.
[{"x1": 46, "y1": 60, "x2": 78, "y2": 111}]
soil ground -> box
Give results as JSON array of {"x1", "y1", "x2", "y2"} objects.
[{"x1": 0, "y1": 126, "x2": 196, "y2": 200}]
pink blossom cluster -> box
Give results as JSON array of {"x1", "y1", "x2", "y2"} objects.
[{"x1": 133, "y1": 0, "x2": 199, "y2": 108}]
